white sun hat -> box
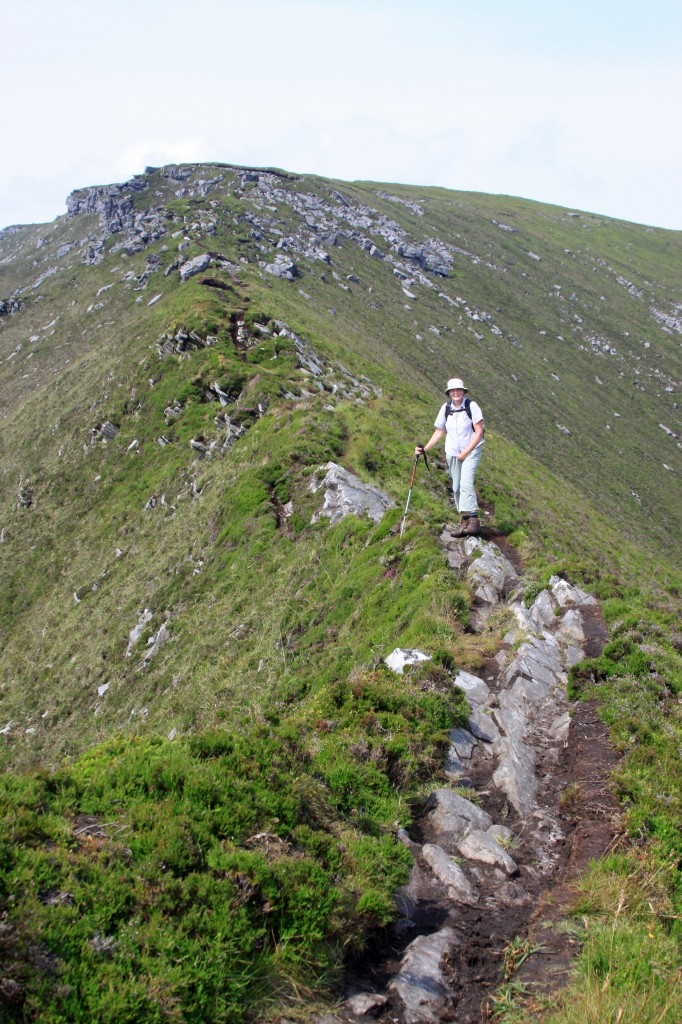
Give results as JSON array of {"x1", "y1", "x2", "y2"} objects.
[{"x1": 444, "y1": 377, "x2": 468, "y2": 393}]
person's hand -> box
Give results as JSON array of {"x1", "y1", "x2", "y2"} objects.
[{"x1": 414, "y1": 445, "x2": 425, "y2": 456}]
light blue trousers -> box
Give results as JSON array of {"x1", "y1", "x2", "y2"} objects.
[{"x1": 447, "y1": 445, "x2": 483, "y2": 514}]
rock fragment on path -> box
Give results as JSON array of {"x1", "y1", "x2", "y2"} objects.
[
  {"x1": 468, "y1": 706, "x2": 501, "y2": 744},
  {"x1": 452, "y1": 669, "x2": 490, "y2": 706},
  {"x1": 549, "y1": 711, "x2": 571, "y2": 742},
  {"x1": 448, "y1": 726, "x2": 477, "y2": 759},
  {"x1": 343, "y1": 992, "x2": 388, "y2": 1016},
  {"x1": 443, "y1": 748, "x2": 468, "y2": 778}
]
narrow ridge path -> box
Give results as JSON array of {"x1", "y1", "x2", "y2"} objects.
[{"x1": 319, "y1": 531, "x2": 619, "y2": 1024}]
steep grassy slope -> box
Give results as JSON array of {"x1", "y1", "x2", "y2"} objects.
[{"x1": 0, "y1": 165, "x2": 681, "y2": 1021}]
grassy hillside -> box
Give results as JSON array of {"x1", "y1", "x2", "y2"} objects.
[{"x1": 0, "y1": 165, "x2": 680, "y2": 1022}]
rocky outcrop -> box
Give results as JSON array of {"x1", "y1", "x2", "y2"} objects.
[
  {"x1": 0, "y1": 298, "x2": 23, "y2": 317},
  {"x1": 66, "y1": 178, "x2": 147, "y2": 235},
  {"x1": 89, "y1": 421, "x2": 119, "y2": 444},
  {"x1": 65, "y1": 175, "x2": 169, "y2": 259},
  {"x1": 17, "y1": 479, "x2": 32, "y2": 509},
  {"x1": 157, "y1": 328, "x2": 218, "y2": 356},
  {"x1": 309, "y1": 463, "x2": 396, "y2": 525},
  {"x1": 126, "y1": 609, "x2": 153, "y2": 657}
]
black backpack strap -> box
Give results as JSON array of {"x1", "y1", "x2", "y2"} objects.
[{"x1": 446, "y1": 398, "x2": 473, "y2": 421}]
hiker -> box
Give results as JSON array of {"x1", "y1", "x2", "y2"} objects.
[{"x1": 416, "y1": 377, "x2": 484, "y2": 536}]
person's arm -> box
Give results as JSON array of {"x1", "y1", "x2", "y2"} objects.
[
  {"x1": 455, "y1": 421, "x2": 483, "y2": 461},
  {"x1": 415, "y1": 427, "x2": 445, "y2": 455}
]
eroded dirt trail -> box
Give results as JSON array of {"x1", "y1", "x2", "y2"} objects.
[{"x1": 320, "y1": 531, "x2": 619, "y2": 1024}]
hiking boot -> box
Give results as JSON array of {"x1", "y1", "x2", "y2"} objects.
[
  {"x1": 450, "y1": 519, "x2": 470, "y2": 537},
  {"x1": 462, "y1": 515, "x2": 481, "y2": 535}
]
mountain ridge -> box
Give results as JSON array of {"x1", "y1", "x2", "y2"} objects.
[
  {"x1": 0, "y1": 163, "x2": 681, "y2": 1022},
  {"x1": 2, "y1": 164, "x2": 679, "y2": 561}
]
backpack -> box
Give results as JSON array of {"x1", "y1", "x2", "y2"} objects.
[{"x1": 444, "y1": 398, "x2": 485, "y2": 435}]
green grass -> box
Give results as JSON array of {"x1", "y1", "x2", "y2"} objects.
[
  {"x1": 543, "y1": 853, "x2": 682, "y2": 1024},
  {"x1": 0, "y1": 662, "x2": 468, "y2": 1021}
]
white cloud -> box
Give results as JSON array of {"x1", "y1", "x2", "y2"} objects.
[{"x1": 109, "y1": 137, "x2": 215, "y2": 181}]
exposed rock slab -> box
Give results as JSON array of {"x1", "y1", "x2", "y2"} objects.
[
  {"x1": 310, "y1": 462, "x2": 396, "y2": 525},
  {"x1": 452, "y1": 669, "x2": 490, "y2": 706},
  {"x1": 530, "y1": 589, "x2": 556, "y2": 628},
  {"x1": 388, "y1": 927, "x2": 460, "y2": 1024},
  {"x1": 466, "y1": 539, "x2": 518, "y2": 596},
  {"x1": 468, "y1": 706, "x2": 501, "y2": 744},
  {"x1": 549, "y1": 575, "x2": 597, "y2": 608},
  {"x1": 463, "y1": 538, "x2": 520, "y2": 628},
  {"x1": 421, "y1": 844, "x2": 478, "y2": 904},
  {"x1": 458, "y1": 829, "x2": 519, "y2": 876},
  {"x1": 492, "y1": 735, "x2": 538, "y2": 816},
  {"x1": 443, "y1": 748, "x2": 468, "y2": 778},
  {"x1": 448, "y1": 726, "x2": 477, "y2": 759},
  {"x1": 425, "y1": 788, "x2": 493, "y2": 845}
]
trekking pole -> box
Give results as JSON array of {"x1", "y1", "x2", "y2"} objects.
[{"x1": 400, "y1": 447, "x2": 429, "y2": 538}]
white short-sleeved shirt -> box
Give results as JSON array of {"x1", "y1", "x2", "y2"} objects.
[{"x1": 434, "y1": 400, "x2": 484, "y2": 457}]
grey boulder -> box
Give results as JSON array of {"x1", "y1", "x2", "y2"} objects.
[
  {"x1": 265, "y1": 255, "x2": 299, "y2": 280},
  {"x1": 179, "y1": 253, "x2": 212, "y2": 280},
  {"x1": 452, "y1": 670, "x2": 490, "y2": 706}
]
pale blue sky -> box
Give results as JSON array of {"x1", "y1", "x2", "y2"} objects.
[{"x1": 3, "y1": 0, "x2": 681, "y2": 230}]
